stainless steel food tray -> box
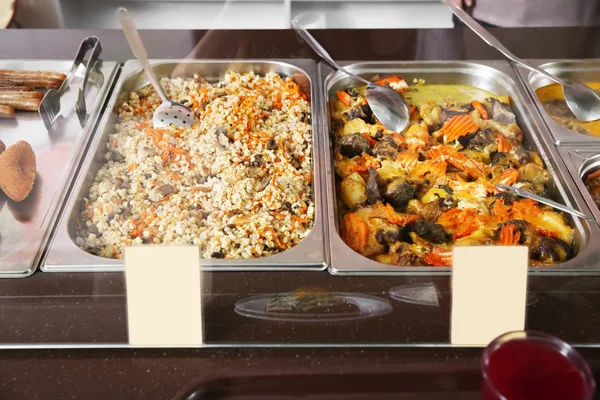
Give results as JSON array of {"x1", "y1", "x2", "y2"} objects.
[
  {"x1": 320, "y1": 60, "x2": 600, "y2": 275},
  {"x1": 0, "y1": 60, "x2": 118, "y2": 277},
  {"x1": 556, "y1": 146, "x2": 600, "y2": 224},
  {"x1": 43, "y1": 59, "x2": 327, "y2": 272},
  {"x1": 514, "y1": 59, "x2": 600, "y2": 145}
]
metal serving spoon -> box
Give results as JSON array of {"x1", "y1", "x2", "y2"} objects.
[
  {"x1": 291, "y1": 18, "x2": 410, "y2": 133},
  {"x1": 496, "y1": 184, "x2": 600, "y2": 227},
  {"x1": 444, "y1": 0, "x2": 600, "y2": 123},
  {"x1": 117, "y1": 7, "x2": 194, "y2": 129}
]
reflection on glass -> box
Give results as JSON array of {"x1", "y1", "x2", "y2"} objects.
[
  {"x1": 389, "y1": 283, "x2": 538, "y2": 308},
  {"x1": 389, "y1": 283, "x2": 440, "y2": 307},
  {"x1": 235, "y1": 287, "x2": 392, "y2": 322}
]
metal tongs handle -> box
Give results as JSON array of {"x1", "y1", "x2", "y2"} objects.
[
  {"x1": 496, "y1": 184, "x2": 600, "y2": 226},
  {"x1": 442, "y1": 0, "x2": 564, "y2": 86},
  {"x1": 40, "y1": 36, "x2": 103, "y2": 131},
  {"x1": 117, "y1": 7, "x2": 169, "y2": 104},
  {"x1": 76, "y1": 36, "x2": 102, "y2": 127}
]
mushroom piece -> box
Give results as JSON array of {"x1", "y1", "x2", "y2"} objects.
[
  {"x1": 369, "y1": 135, "x2": 398, "y2": 160},
  {"x1": 338, "y1": 133, "x2": 370, "y2": 158},
  {"x1": 375, "y1": 226, "x2": 401, "y2": 245},
  {"x1": 383, "y1": 177, "x2": 415, "y2": 210},
  {"x1": 490, "y1": 98, "x2": 516, "y2": 125},
  {"x1": 413, "y1": 219, "x2": 450, "y2": 244},
  {"x1": 467, "y1": 128, "x2": 497, "y2": 153},
  {"x1": 532, "y1": 237, "x2": 571, "y2": 263},
  {"x1": 366, "y1": 167, "x2": 382, "y2": 205},
  {"x1": 157, "y1": 184, "x2": 176, "y2": 196},
  {"x1": 441, "y1": 108, "x2": 468, "y2": 122}
]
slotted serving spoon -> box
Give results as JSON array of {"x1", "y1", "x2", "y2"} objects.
[
  {"x1": 444, "y1": 0, "x2": 600, "y2": 123},
  {"x1": 496, "y1": 184, "x2": 600, "y2": 227},
  {"x1": 117, "y1": 7, "x2": 194, "y2": 129},
  {"x1": 291, "y1": 18, "x2": 410, "y2": 133}
]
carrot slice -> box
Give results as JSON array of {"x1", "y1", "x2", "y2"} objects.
[
  {"x1": 441, "y1": 114, "x2": 479, "y2": 144},
  {"x1": 437, "y1": 208, "x2": 480, "y2": 239},
  {"x1": 588, "y1": 169, "x2": 600, "y2": 180},
  {"x1": 336, "y1": 91, "x2": 353, "y2": 107},
  {"x1": 497, "y1": 133, "x2": 514, "y2": 153},
  {"x1": 375, "y1": 76, "x2": 402, "y2": 86},
  {"x1": 491, "y1": 198, "x2": 511, "y2": 221},
  {"x1": 428, "y1": 145, "x2": 489, "y2": 179},
  {"x1": 471, "y1": 100, "x2": 489, "y2": 119},
  {"x1": 391, "y1": 132, "x2": 407, "y2": 148},
  {"x1": 495, "y1": 168, "x2": 519, "y2": 186},
  {"x1": 384, "y1": 204, "x2": 417, "y2": 226},
  {"x1": 341, "y1": 213, "x2": 369, "y2": 253},
  {"x1": 424, "y1": 248, "x2": 452, "y2": 267},
  {"x1": 409, "y1": 105, "x2": 417, "y2": 116},
  {"x1": 498, "y1": 223, "x2": 521, "y2": 245}
]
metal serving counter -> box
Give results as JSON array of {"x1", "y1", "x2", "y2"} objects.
[
  {"x1": 0, "y1": 59, "x2": 118, "y2": 277},
  {"x1": 2, "y1": 28, "x2": 600, "y2": 399}
]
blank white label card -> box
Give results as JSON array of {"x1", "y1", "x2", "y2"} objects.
[
  {"x1": 125, "y1": 245, "x2": 203, "y2": 347},
  {"x1": 451, "y1": 246, "x2": 528, "y2": 347}
]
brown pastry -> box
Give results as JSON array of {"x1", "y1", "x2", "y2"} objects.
[
  {"x1": 0, "y1": 97, "x2": 40, "y2": 111},
  {"x1": 0, "y1": 141, "x2": 36, "y2": 202},
  {"x1": 0, "y1": 70, "x2": 66, "y2": 89},
  {"x1": 0, "y1": 105, "x2": 14, "y2": 118}
]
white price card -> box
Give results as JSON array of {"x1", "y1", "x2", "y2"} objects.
[
  {"x1": 451, "y1": 246, "x2": 528, "y2": 347},
  {"x1": 124, "y1": 245, "x2": 203, "y2": 347}
]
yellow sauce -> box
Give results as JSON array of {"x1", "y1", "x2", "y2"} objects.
[
  {"x1": 535, "y1": 82, "x2": 600, "y2": 136},
  {"x1": 402, "y1": 84, "x2": 509, "y2": 107}
]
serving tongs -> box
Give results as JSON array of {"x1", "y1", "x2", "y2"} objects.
[
  {"x1": 40, "y1": 36, "x2": 102, "y2": 131},
  {"x1": 496, "y1": 184, "x2": 600, "y2": 227}
]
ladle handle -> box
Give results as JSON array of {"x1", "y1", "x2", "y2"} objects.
[
  {"x1": 443, "y1": 0, "x2": 565, "y2": 85},
  {"x1": 291, "y1": 18, "x2": 373, "y2": 87},
  {"x1": 117, "y1": 7, "x2": 169, "y2": 103}
]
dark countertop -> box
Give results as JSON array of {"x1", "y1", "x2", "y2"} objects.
[{"x1": 2, "y1": 27, "x2": 600, "y2": 399}]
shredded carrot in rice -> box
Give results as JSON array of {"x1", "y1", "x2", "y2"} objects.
[{"x1": 77, "y1": 71, "x2": 313, "y2": 260}]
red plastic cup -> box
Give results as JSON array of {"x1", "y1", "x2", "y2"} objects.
[{"x1": 481, "y1": 331, "x2": 595, "y2": 400}]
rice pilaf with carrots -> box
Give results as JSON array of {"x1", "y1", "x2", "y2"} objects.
[{"x1": 75, "y1": 71, "x2": 314, "y2": 259}]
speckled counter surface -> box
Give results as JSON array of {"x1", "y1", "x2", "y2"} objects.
[{"x1": 1, "y1": 27, "x2": 600, "y2": 399}]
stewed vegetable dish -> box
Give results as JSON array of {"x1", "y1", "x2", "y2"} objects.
[
  {"x1": 330, "y1": 76, "x2": 574, "y2": 267},
  {"x1": 584, "y1": 169, "x2": 600, "y2": 210},
  {"x1": 536, "y1": 83, "x2": 600, "y2": 137}
]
